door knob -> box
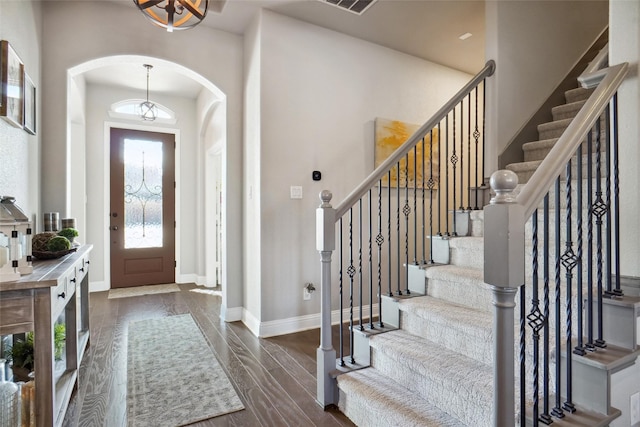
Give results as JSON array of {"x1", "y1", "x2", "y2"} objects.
[{"x1": 111, "y1": 226, "x2": 118, "y2": 231}]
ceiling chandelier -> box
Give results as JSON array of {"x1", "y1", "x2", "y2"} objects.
[
  {"x1": 133, "y1": 0, "x2": 209, "y2": 32},
  {"x1": 139, "y1": 64, "x2": 157, "y2": 121}
]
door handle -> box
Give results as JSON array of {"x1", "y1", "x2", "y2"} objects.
[{"x1": 110, "y1": 226, "x2": 118, "y2": 231}]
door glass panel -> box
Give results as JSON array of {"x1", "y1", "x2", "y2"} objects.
[{"x1": 124, "y1": 138, "x2": 163, "y2": 248}]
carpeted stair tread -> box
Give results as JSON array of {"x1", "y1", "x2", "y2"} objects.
[
  {"x1": 370, "y1": 330, "x2": 493, "y2": 426},
  {"x1": 337, "y1": 368, "x2": 466, "y2": 427},
  {"x1": 551, "y1": 100, "x2": 586, "y2": 121}
]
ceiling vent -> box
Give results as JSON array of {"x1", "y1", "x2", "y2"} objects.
[{"x1": 319, "y1": 0, "x2": 377, "y2": 15}]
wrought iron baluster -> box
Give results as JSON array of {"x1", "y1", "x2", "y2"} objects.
[
  {"x1": 520, "y1": 282, "x2": 527, "y2": 427},
  {"x1": 358, "y1": 200, "x2": 364, "y2": 331},
  {"x1": 586, "y1": 127, "x2": 595, "y2": 350},
  {"x1": 594, "y1": 118, "x2": 607, "y2": 349},
  {"x1": 527, "y1": 209, "x2": 545, "y2": 426},
  {"x1": 404, "y1": 155, "x2": 411, "y2": 294},
  {"x1": 414, "y1": 145, "x2": 418, "y2": 265},
  {"x1": 396, "y1": 162, "x2": 402, "y2": 295},
  {"x1": 561, "y1": 160, "x2": 577, "y2": 413},
  {"x1": 348, "y1": 209, "x2": 356, "y2": 364},
  {"x1": 481, "y1": 79, "x2": 486, "y2": 197},
  {"x1": 422, "y1": 137, "x2": 426, "y2": 264},
  {"x1": 438, "y1": 122, "x2": 443, "y2": 236},
  {"x1": 451, "y1": 108, "x2": 458, "y2": 236},
  {"x1": 429, "y1": 131, "x2": 436, "y2": 263},
  {"x1": 575, "y1": 143, "x2": 586, "y2": 356},
  {"x1": 459, "y1": 100, "x2": 464, "y2": 211},
  {"x1": 612, "y1": 95, "x2": 622, "y2": 295},
  {"x1": 376, "y1": 182, "x2": 385, "y2": 327},
  {"x1": 551, "y1": 177, "x2": 565, "y2": 419},
  {"x1": 604, "y1": 105, "x2": 615, "y2": 298},
  {"x1": 541, "y1": 194, "x2": 553, "y2": 424},
  {"x1": 445, "y1": 115, "x2": 450, "y2": 236},
  {"x1": 467, "y1": 93, "x2": 472, "y2": 210},
  {"x1": 474, "y1": 86, "x2": 481, "y2": 209},
  {"x1": 368, "y1": 190, "x2": 374, "y2": 329},
  {"x1": 339, "y1": 218, "x2": 345, "y2": 366},
  {"x1": 388, "y1": 171, "x2": 393, "y2": 297}
]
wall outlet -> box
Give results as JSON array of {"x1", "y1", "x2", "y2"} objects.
[
  {"x1": 631, "y1": 391, "x2": 640, "y2": 426},
  {"x1": 303, "y1": 286, "x2": 311, "y2": 300}
]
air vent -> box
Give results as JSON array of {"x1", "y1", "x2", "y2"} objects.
[{"x1": 319, "y1": 0, "x2": 377, "y2": 15}]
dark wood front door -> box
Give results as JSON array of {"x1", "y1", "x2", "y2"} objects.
[{"x1": 110, "y1": 128, "x2": 175, "y2": 288}]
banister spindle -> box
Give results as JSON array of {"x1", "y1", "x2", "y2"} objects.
[
  {"x1": 541, "y1": 194, "x2": 552, "y2": 424},
  {"x1": 396, "y1": 161, "x2": 402, "y2": 295},
  {"x1": 376, "y1": 182, "x2": 384, "y2": 327},
  {"x1": 368, "y1": 191, "x2": 374, "y2": 329},
  {"x1": 612, "y1": 95, "x2": 622, "y2": 295},
  {"x1": 451, "y1": 107, "x2": 458, "y2": 236},
  {"x1": 594, "y1": 118, "x2": 607, "y2": 349},
  {"x1": 552, "y1": 176, "x2": 564, "y2": 419}
]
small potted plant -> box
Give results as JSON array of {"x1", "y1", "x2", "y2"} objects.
[
  {"x1": 57, "y1": 228, "x2": 79, "y2": 244},
  {"x1": 5, "y1": 324, "x2": 66, "y2": 381}
]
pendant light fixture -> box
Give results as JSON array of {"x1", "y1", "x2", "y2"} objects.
[
  {"x1": 133, "y1": 0, "x2": 209, "y2": 32},
  {"x1": 139, "y1": 64, "x2": 157, "y2": 122}
]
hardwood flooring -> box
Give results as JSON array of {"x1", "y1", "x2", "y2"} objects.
[{"x1": 62, "y1": 283, "x2": 354, "y2": 427}]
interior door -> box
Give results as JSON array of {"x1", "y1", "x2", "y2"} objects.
[{"x1": 110, "y1": 128, "x2": 175, "y2": 288}]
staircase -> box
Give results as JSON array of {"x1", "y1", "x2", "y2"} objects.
[{"x1": 330, "y1": 74, "x2": 640, "y2": 425}]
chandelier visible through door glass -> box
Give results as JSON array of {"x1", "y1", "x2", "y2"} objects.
[{"x1": 124, "y1": 139, "x2": 163, "y2": 248}]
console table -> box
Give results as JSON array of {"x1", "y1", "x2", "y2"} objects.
[{"x1": 0, "y1": 245, "x2": 92, "y2": 427}]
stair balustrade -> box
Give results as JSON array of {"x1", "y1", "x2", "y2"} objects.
[
  {"x1": 485, "y1": 61, "x2": 629, "y2": 425},
  {"x1": 316, "y1": 60, "x2": 496, "y2": 407}
]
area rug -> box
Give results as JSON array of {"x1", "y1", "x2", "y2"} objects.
[
  {"x1": 108, "y1": 283, "x2": 181, "y2": 299},
  {"x1": 127, "y1": 314, "x2": 244, "y2": 426}
]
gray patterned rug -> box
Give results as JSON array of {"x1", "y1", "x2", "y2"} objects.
[{"x1": 127, "y1": 314, "x2": 244, "y2": 426}]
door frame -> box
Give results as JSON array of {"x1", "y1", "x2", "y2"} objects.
[{"x1": 103, "y1": 121, "x2": 181, "y2": 290}]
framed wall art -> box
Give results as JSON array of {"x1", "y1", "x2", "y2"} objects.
[
  {"x1": 374, "y1": 117, "x2": 439, "y2": 188},
  {"x1": 23, "y1": 71, "x2": 36, "y2": 134},
  {"x1": 0, "y1": 40, "x2": 24, "y2": 128}
]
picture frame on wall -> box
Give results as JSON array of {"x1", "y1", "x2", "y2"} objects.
[
  {"x1": 0, "y1": 40, "x2": 24, "y2": 128},
  {"x1": 23, "y1": 71, "x2": 35, "y2": 134}
]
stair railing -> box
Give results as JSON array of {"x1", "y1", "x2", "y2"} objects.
[
  {"x1": 316, "y1": 60, "x2": 496, "y2": 407},
  {"x1": 485, "y1": 60, "x2": 628, "y2": 425}
]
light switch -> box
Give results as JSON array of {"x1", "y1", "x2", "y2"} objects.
[{"x1": 290, "y1": 186, "x2": 303, "y2": 199}]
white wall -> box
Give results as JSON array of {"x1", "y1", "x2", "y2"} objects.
[
  {"x1": 0, "y1": 1, "x2": 41, "y2": 225},
  {"x1": 252, "y1": 10, "x2": 474, "y2": 330},
  {"x1": 610, "y1": 0, "x2": 640, "y2": 279},
  {"x1": 610, "y1": 2, "x2": 640, "y2": 425},
  {"x1": 484, "y1": 0, "x2": 608, "y2": 174},
  {"x1": 84, "y1": 84, "x2": 197, "y2": 289},
  {"x1": 243, "y1": 14, "x2": 263, "y2": 326}
]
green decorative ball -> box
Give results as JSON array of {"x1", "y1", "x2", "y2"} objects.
[
  {"x1": 58, "y1": 227, "x2": 79, "y2": 240},
  {"x1": 47, "y1": 236, "x2": 71, "y2": 252}
]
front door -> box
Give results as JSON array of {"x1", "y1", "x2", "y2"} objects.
[{"x1": 109, "y1": 128, "x2": 176, "y2": 288}]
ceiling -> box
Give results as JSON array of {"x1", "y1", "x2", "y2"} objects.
[{"x1": 83, "y1": 0, "x2": 485, "y2": 98}]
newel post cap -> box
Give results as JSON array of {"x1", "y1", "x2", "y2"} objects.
[
  {"x1": 490, "y1": 170, "x2": 518, "y2": 204},
  {"x1": 319, "y1": 190, "x2": 333, "y2": 208}
]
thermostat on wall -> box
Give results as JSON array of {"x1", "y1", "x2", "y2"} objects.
[{"x1": 312, "y1": 171, "x2": 322, "y2": 181}]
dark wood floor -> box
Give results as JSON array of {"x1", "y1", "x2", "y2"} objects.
[{"x1": 62, "y1": 283, "x2": 354, "y2": 427}]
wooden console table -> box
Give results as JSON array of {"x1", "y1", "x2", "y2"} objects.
[{"x1": 0, "y1": 245, "x2": 92, "y2": 427}]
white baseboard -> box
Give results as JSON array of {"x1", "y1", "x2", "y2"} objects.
[
  {"x1": 176, "y1": 273, "x2": 197, "y2": 284},
  {"x1": 90, "y1": 280, "x2": 109, "y2": 293},
  {"x1": 257, "y1": 304, "x2": 379, "y2": 338},
  {"x1": 221, "y1": 305, "x2": 243, "y2": 323}
]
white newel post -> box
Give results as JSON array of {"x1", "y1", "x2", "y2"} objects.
[
  {"x1": 483, "y1": 170, "x2": 524, "y2": 426},
  {"x1": 316, "y1": 190, "x2": 337, "y2": 408}
]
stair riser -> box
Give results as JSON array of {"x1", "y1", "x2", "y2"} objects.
[
  {"x1": 551, "y1": 101, "x2": 586, "y2": 121},
  {"x1": 524, "y1": 138, "x2": 608, "y2": 162},
  {"x1": 425, "y1": 275, "x2": 493, "y2": 312},
  {"x1": 538, "y1": 116, "x2": 606, "y2": 140},
  {"x1": 565, "y1": 88, "x2": 595, "y2": 104}
]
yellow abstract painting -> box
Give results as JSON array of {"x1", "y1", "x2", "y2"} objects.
[{"x1": 375, "y1": 118, "x2": 439, "y2": 188}]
